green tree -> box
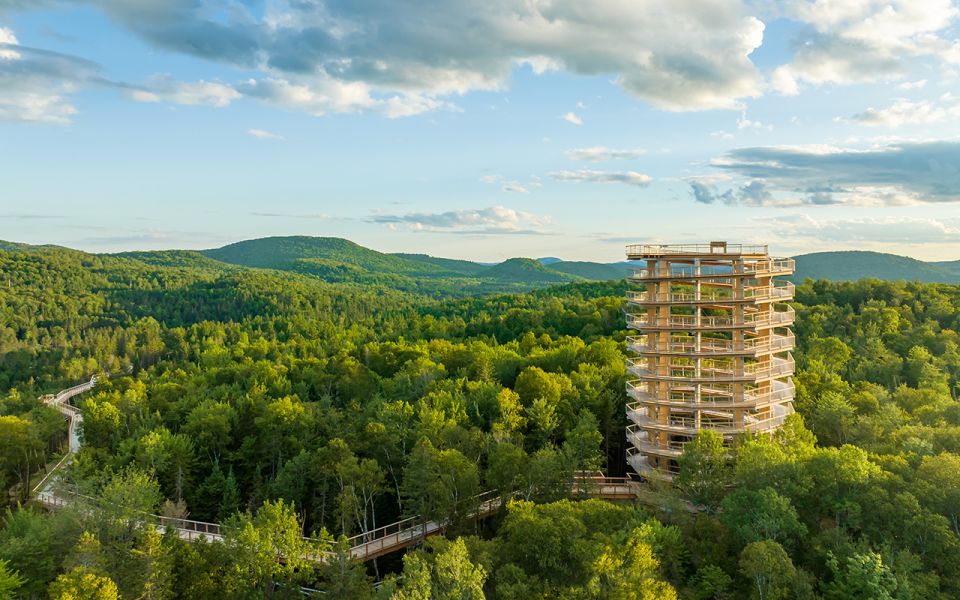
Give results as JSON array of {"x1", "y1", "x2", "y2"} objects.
[
  {"x1": 222, "y1": 499, "x2": 330, "y2": 598},
  {"x1": 824, "y1": 552, "x2": 899, "y2": 600},
  {"x1": 689, "y1": 565, "x2": 732, "y2": 600},
  {"x1": 738, "y1": 540, "x2": 796, "y2": 600},
  {"x1": 48, "y1": 568, "x2": 120, "y2": 600},
  {"x1": 562, "y1": 410, "x2": 604, "y2": 475},
  {"x1": 676, "y1": 431, "x2": 731, "y2": 512},
  {"x1": 392, "y1": 538, "x2": 486, "y2": 600},
  {"x1": 0, "y1": 415, "x2": 40, "y2": 501},
  {"x1": 916, "y1": 453, "x2": 960, "y2": 536},
  {"x1": 586, "y1": 527, "x2": 678, "y2": 599},
  {"x1": 808, "y1": 392, "x2": 855, "y2": 446},
  {"x1": 317, "y1": 536, "x2": 375, "y2": 599},
  {"x1": 402, "y1": 440, "x2": 480, "y2": 527},
  {"x1": 0, "y1": 558, "x2": 23, "y2": 598},
  {"x1": 719, "y1": 487, "x2": 806, "y2": 548}
]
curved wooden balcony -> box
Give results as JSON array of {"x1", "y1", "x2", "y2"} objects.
[
  {"x1": 625, "y1": 307, "x2": 795, "y2": 331},
  {"x1": 626, "y1": 427, "x2": 684, "y2": 458},
  {"x1": 627, "y1": 408, "x2": 791, "y2": 436},
  {"x1": 628, "y1": 258, "x2": 794, "y2": 281},
  {"x1": 626, "y1": 281, "x2": 794, "y2": 306},
  {"x1": 626, "y1": 379, "x2": 795, "y2": 409},
  {"x1": 626, "y1": 332, "x2": 795, "y2": 357},
  {"x1": 626, "y1": 243, "x2": 769, "y2": 257},
  {"x1": 626, "y1": 355, "x2": 795, "y2": 383}
]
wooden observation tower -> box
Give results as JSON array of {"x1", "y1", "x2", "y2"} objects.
[{"x1": 624, "y1": 242, "x2": 796, "y2": 478}]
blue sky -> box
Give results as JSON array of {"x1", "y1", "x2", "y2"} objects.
[{"x1": 1, "y1": 1, "x2": 959, "y2": 262}]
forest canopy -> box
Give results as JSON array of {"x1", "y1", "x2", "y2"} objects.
[{"x1": 2, "y1": 243, "x2": 960, "y2": 598}]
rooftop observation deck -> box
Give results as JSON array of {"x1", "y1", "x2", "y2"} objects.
[{"x1": 626, "y1": 242, "x2": 769, "y2": 260}]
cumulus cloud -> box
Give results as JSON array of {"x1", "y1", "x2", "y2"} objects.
[
  {"x1": 501, "y1": 183, "x2": 529, "y2": 193},
  {"x1": 561, "y1": 112, "x2": 583, "y2": 126},
  {"x1": 234, "y1": 76, "x2": 452, "y2": 118},
  {"x1": 761, "y1": 213, "x2": 960, "y2": 244},
  {"x1": 566, "y1": 147, "x2": 646, "y2": 162},
  {"x1": 19, "y1": 0, "x2": 768, "y2": 113},
  {"x1": 480, "y1": 174, "x2": 536, "y2": 193},
  {"x1": 898, "y1": 79, "x2": 928, "y2": 90},
  {"x1": 0, "y1": 30, "x2": 99, "y2": 123},
  {"x1": 0, "y1": 26, "x2": 19, "y2": 60},
  {"x1": 247, "y1": 128, "x2": 284, "y2": 140},
  {"x1": 772, "y1": 0, "x2": 960, "y2": 93},
  {"x1": 127, "y1": 75, "x2": 241, "y2": 107},
  {"x1": 0, "y1": 25, "x2": 250, "y2": 122},
  {"x1": 693, "y1": 141, "x2": 960, "y2": 206},
  {"x1": 846, "y1": 98, "x2": 959, "y2": 127},
  {"x1": 550, "y1": 169, "x2": 652, "y2": 186},
  {"x1": 370, "y1": 205, "x2": 551, "y2": 234}
]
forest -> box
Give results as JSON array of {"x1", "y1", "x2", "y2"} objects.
[{"x1": 2, "y1": 243, "x2": 960, "y2": 598}]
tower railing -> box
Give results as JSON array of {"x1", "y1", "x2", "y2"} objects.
[
  {"x1": 626, "y1": 331, "x2": 795, "y2": 355},
  {"x1": 628, "y1": 258, "x2": 795, "y2": 280},
  {"x1": 625, "y1": 307, "x2": 795, "y2": 330},
  {"x1": 626, "y1": 281, "x2": 794, "y2": 304}
]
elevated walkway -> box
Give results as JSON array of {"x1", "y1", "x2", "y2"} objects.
[{"x1": 33, "y1": 380, "x2": 662, "y2": 563}]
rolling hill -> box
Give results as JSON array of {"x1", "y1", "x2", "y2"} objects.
[
  {"x1": 6, "y1": 237, "x2": 959, "y2": 296},
  {"x1": 791, "y1": 251, "x2": 960, "y2": 284},
  {"x1": 483, "y1": 258, "x2": 581, "y2": 283},
  {"x1": 202, "y1": 236, "x2": 453, "y2": 276},
  {"x1": 548, "y1": 261, "x2": 631, "y2": 280},
  {"x1": 197, "y1": 237, "x2": 621, "y2": 292}
]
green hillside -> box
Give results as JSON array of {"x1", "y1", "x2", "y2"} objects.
[
  {"x1": 485, "y1": 257, "x2": 581, "y2": 283},
  {"x1": 111, "y1": 250, "x2": 234, "y2": 270},
  {"x1": 548, "y1": 260, "x2": 630, "y2": 280},
  {"x1": 792, "y1": 251, "x2": 960, "y2": 283},
  {"x1": 202, "y1": 236, "x2": 451, "y2": 276},
  {"x1": 392, "y1": 253, "x2": 490, "y2": 276}
]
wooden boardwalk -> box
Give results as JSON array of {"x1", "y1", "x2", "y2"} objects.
[{"x1": 33, "y1": 379, "x2": 650, "y2": 562}]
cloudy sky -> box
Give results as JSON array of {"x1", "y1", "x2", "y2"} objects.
[{"x1": 1, "y1": 0, "x2": 959, "y2": 261}]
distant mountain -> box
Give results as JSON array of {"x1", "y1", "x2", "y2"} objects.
[
  {"x1": 792, "y1": 251, "x2": 960, "y2": 283},
  {"x1": 548, "y1": 261, "x2": 631, "y2": 280},
  {"x1": 202, "y1": 236, "x2": 451, "y2": 276},
  {"x1": 392, "y1": 253, "x2": 489, "y2": 276},
  {"x1": 930, "y1": 260, "x2": 960, "y2": 278},
  {"x1": 112, "y1": 250, "x2": 233, "y2": 270},
  {"x1": 12, "y1": 236, "x2": 957, "y2": 297},
  {"x1": 485, "y1": 258, "x2": 581, "y2": 283}
]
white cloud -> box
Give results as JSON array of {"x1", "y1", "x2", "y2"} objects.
[
  {"x1": 566, "y1": 147, "x2": 646, "y2": 162},
  {"x1": 761, "y1": 213, "x2": 960, "y2": 244},
  {"x1": 897, "y1": 79, "x2": 928, "y2": 90},
  {"x1": 129, "y1": 75, "x2": 241, "y2": 107},
  {"x1": 166, "y1": 80, "x2": 239, "y2": 107},
  {"x1": 0, "y1": 26, "x2": 20, "y2": 60},
  {"x1": 550, "y1": 169, "x2": 652, "y2": 186},
  {"x1": 0, "y1": 29, "x2": 92, "y2": 123},
  {"x1": 736, "y1": 111, "x2": 771, "y2": 131},
  {"x1": 235, "y1": 77, "x2": 452, "y2": 118},
  {"x1": 247, "y1": 128, "x2": 284, "y2": 140},
  {"x1": 773, "y1": 0, "x2": 960, "y2": 92},
  {"x1": 481, "y1": 174, "x2": 534, "y2": 193},
  {"x1": 846, "y1": 98, "x2": 958, "y2": 127},
  {"x1": 697, "y1": 141, "x2": 960, "y2": 206},
  {"x1": 370, "y1": 205, "x2": 551, "y2": 234},
  {"x1": 561, "y1": 111, "x2": 583, "y2": 126},
  {"x1": 71, "y1": 0, "x2": 771, "y2": 113}
]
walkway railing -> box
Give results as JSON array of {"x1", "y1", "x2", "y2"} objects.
[{"x1": 33, "y1": 379, "x2": 658, "y2": 564}]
